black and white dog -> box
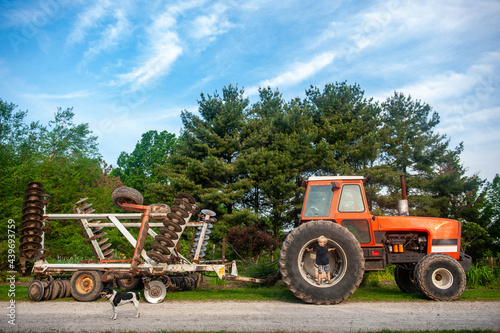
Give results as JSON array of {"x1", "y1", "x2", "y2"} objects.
[{"x1": 100, "y1": 286, "x2": 140, "y2": 320}]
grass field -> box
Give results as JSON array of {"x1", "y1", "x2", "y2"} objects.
[{"x1": 2, "y1": 278, "x2": 499, "y2": 303}]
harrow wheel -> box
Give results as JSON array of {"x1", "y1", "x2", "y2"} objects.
[
  {"x1": 144, "y1": 280, "x2": 167, "y2": 303},
  {"x1": 111, "y1": 187, "x2": 144, "y2": 210},
  {"x1": 70, "y1": 271, "x2": 103, "y2": 302},
  {"x1": 116, "y1": 276, "x2": 144, "y2": 291}
]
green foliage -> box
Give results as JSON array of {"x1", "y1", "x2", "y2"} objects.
[
  {"x1": 480, "y1": 174, "x2": 500, "y2": 254},
  {"x1": 465, "y1": 264, "x2": 500, "y2": 288},
  {"x1": 111, "y1": 130, "x2": 176, "y2": 202},
  {"x1": 2, "y1": 75, "x2": 496, "y2": 265},
  {"x1": 0, "y1": 99, "x2": 123, "y2": 269},
  {"x1": 226, "y1": 225, "x2": 279, "y2": 262}
]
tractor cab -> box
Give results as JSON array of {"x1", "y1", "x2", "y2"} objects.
[{"x1": 301, "y1": 176, "x2": 374, "y2": 245}]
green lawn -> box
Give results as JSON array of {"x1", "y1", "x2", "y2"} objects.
[{"x1": 2, "y1": 279, "x2": 499, "y2": 303}]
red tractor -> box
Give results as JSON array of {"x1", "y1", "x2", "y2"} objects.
[{"x1": 279, "y1": 175, "x2": 471, "y2": 304}]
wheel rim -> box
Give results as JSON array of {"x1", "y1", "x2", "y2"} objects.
[
  {"x1": 298, "y1": 238, "x2": 347, "y2": 288},
  {"x1": 144, "y1": 280, "x2": 166, "y2": 303},
  {"x1": 432, "y1": 268, "x2": 453, "y2": 289},
  {"x1": 75, "y1": 274, "x2": 95, "y2": 295}
]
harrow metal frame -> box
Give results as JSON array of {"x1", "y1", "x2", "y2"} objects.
[{"x1": 33, "y1": 211, "x2": 264, "y2": 283}]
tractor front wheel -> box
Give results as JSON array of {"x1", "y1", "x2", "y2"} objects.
[{"x1": 414, "y1": 253, "x2": 466, "y2": 301}]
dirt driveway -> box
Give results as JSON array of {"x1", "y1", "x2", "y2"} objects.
[{"x1": 2, "y1": 300, "x2": 499, "y2": 332}]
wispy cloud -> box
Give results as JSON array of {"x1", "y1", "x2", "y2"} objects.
[
  {"x1": 113, "y1": 1, "x2": 209, "y2": 90},
  {"x1": 113, "y1": 9, "x2": 183, "y2": 90},
  {"x1": 80, "y1": 9, "x2": 130, "y2": 65},
  {"x1": 246, "y1": 52, "x2": 335, "y2": 96},
  {"x1": 190, "y1": 3, "x2": 234, "y2": 41},
  {"x1": 66, "y1": 0, "x2": 111, "y2": 46}
]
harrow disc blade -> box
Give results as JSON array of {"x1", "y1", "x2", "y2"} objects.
[
  {"x1": 158, "y1": 228, "x2": 179, "y2": 240},
  {"x1": 19, "y1": 241, "x2": 42, "y2": 251},
  {"x1": 20, "y1": 226, "x2": 43, "y2": 236},
  {"x1": 155, "y1": 235, "x2": 175, "y2": 248},
  {"x1": 22, "y1": 213, "x2": 44, "y2": 222},
  {"x1": 98, "y1": 237, "x2": 109, "y2": 245},
  {"x1": 28, "y1": 280, "x2": 44, "y2": 302},
  {"x1": 100, "y1": 243, "x2": 112, "y2": 251},
  {"x1": 173, "y1": 199, "x2": 193, "y2": 213},
  {"x1": 162, "y1": 220, "x2": 182, "y2": 232},
  {"x1": 20, "y1": 234, "x2": 43, "y2": 244},
  {"x1": 20, "y1": 220, "x2": 44, "y2": 229},
  {"x1": 23, "y1": 193, "x2": 44, "y2": 202},
  {"x1": 151, "y1": 243, "x2": 171, "y2": 255},
  {"x1": 170, "y1": 206, "x2": 189, "y2": 219},
  {"x1": 177, "y1": 193, "x2": 196, "y2": 205},
  {"x1": 26, "y1": 181, "x2": 44, "y2": 189},
  {"x1": 147, "y1": 251, "x2": 168, "y2": 264},
  {"x1": 201, "y1": 209, "x2": 216, "y2": 217},
  {"x1": 41, "y1": 280, "x2": 52, "y2": 301},
  {"x1": 166, "y1": 213, "x2": 186, "y2": 225},
  {"x1": 22, "y1": 206, "x2": 44, "y2": 216},
  {"x1": 22, "y1": 200, "x2": 44, "y2": 209}
]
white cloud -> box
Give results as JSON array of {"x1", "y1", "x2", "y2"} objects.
[
  {"x1": 81, "y1": 9, "x2": 130, "y2": 64},
  {"x1": 246, "y1": 52, "x2": 335, "y2": 96},
  {"x1": 191, "y1": 3, "x2": 234, "y2": 41},
  {"x1": 66, "y1": 0, "x2": 112, "y2": 46},
  {"x1": 114, "y1": 8, "x2": 183, "y2": 90}
]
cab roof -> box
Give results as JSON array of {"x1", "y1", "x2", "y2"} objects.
[{"x1": 307, "y1": 176, "x2": 364, "y2": 181}]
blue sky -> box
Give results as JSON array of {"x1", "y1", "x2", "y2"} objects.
[{"x1": 1, "y1": 0, "x2": 499, "y2": 181}]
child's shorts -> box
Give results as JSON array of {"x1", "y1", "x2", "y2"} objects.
[{"x1": 318, "y1": 264, "x2": 330, "y2": 273}]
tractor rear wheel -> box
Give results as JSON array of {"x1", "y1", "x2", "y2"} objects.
[
  {"x1": 414, "y1": 253, "x2": 466, "y2": 301},
  {"x1": 111, "y1": 187, "x2": 144, "y2": 210},
  {"x1": 394, "y1": 265, "x2": 418, "y2": 293},
  {"x1": 279, "y1": 220, "x2": 365, "y2": 305},
  {"x1": 70, "y1": 271, "x2": 103, "y2": 302}
]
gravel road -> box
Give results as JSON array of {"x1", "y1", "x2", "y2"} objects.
[{"x1": 2, "y1": 300, "x2": 499, "y2": 332}]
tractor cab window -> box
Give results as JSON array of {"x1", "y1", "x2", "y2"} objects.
[
  {"x1": 303, "y1": 185, "x2": 333, "y2": 217},
  {"x1": 338, "y1": 184, "x2": 365, "y2": 213}
]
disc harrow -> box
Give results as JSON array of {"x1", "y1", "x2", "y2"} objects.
[
  {"x1": 187, "y1": 209, "x2": 216, "y2": 262},
  {"x1": 73, "y1": 198, "x2": 116, "y2": 260},
  {"x1": 19, "y1": 182, "x2": 48, "y2": 264},
  {"x1": 146, "y1": 193, "x2": 197, "y2": 264}
]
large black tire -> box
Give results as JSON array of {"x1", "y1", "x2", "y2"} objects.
[
  {"x1": 414, "y1": 253, "x2": 466, "y2": 301},
  {"x1": 70, "y1": 271, "x2": 103, "y2": 302},
  {"x1": 394, "y1": 265, "x2": 418, "y2": 293},
  {"x1": 116, "y1": 276, "x2": 144, "y2": 291},
  {"x1": 111, "y1": 187, "x2": 144, "y2": 210},
  {"x1": 279, "y1": 221, "x2": 365, "y2": 305}
]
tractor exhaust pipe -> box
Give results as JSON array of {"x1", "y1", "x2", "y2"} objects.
[{"x1": 397, "y1": 175, "x2": 409, "y2": 216}]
